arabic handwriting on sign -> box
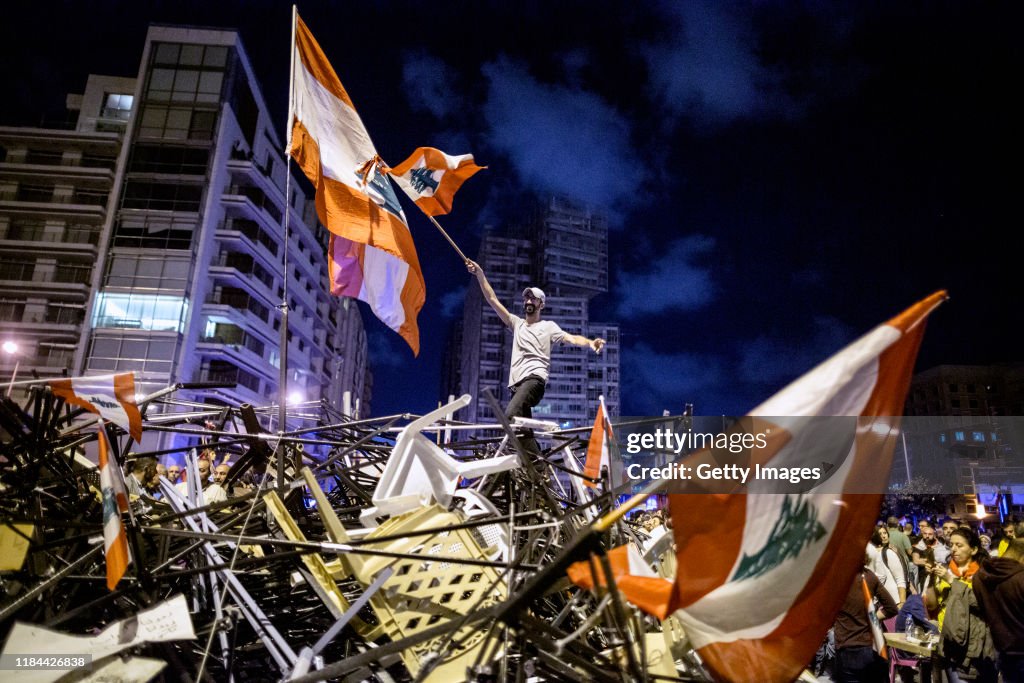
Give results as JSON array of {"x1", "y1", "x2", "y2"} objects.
[{"x1": 138, "y1": 610, "x2": 179, "y2": 640}]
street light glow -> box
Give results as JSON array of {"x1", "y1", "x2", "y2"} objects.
[{"x1": 2, "y1": 341, "x2": 18, "y2": 355}]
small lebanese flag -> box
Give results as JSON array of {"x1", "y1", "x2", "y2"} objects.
[
  {"x1": 583, "y1": 395, "x2": 613, "y2": 488},
  {"x1": 50, "y1": 373, "x2": 143, "y2": 442},
  {"x1": 98, "y1": 428, "x2": 130, "y2": 590},
  {"x1": 567, "y1": 544, "x2": 674, "y2": 619},
  {"x1": 387, "y1": 147, "x2": 484, "y2": 217}
]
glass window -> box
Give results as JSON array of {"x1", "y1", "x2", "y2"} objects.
[
  {"x1": 954, "y1": 431, "x2": 965, "y2": 442},
  {"x1": 204, "y1": 46, "x2": 229, "y2": 67},
  {"x1": 972, "y1": 431, "x2": 985, "y2": 442},
  {"x1": 105, "y1": 254, "x2": 191, "y2": 290},
  {"x1": 102, "y1": 93, "x2": 134, "y2": 120},
  {"x1": 179, "y1": 45, "x2": 204, "y2": 66},
  {"x1": 172, "y1": 70, "x2": 199, "y2": 102},
  {"x1": 87, "y1": 334, "x2": 178, "y2": 375},
  {"x1": 198, "y1": 71, "x2": 223, "y2": 96},
  {"x1": 122, "y1": 180, "x2": 202, "y2": 211},
  {"x1": 93, "y1": 292, "x2": 189, "y2": 332},
  {"x1": 148, "y1": 68, "x2": 176, "y2": 100},
  {"x1": 154, "y1": 43, "x2": 180, "y2": 65}
]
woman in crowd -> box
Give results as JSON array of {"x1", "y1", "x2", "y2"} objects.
[
  {"x1": 926, "y1": 527, "x2": 997, "y2": 683},
  {"x1": 872, "y1": 525, "x2": 910, "y2": 606}
]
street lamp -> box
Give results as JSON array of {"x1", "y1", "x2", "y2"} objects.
[{"x1": 3, "y1": 341, "x2": 20, "y2": 397}]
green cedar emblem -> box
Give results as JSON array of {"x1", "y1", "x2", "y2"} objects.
[
  {"x1": 408, "y1": 167, "x2": 439, "y2": 194},
  {"x1": 732, "y1": 495, "x2": 827, "y2": 581}
]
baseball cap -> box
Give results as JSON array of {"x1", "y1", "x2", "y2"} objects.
[{"x1": 522, "y1": 287, "x2": 546, "y2": 303}]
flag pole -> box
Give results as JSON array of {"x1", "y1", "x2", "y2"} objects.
[
  {"x1": 592, "y1": 476, "x2": 668, "y2": 532},
  {"x1": 426, "y1": 214, "x2": 469, "y2": 263},
  {"x1": 276, "y1": 3, "x2": 298, "y2": 489}
]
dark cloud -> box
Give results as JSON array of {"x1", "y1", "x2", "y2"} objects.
[
  {"x1": 738, "y1": 315, "x2": 856, "y2": 387},
  {"x1": 367, "y1": 331, "x2": 408, "y2": 369},
  {"x1": 621, "y1": 342, "x2": 732, "y2": 415},
  {"x1": 439, "y1": 287, "x2": 466, "y2": 319},
  {"x1": 401, "y1": 51, "x2": 462, "y2": 120},
  {"x1": 641, "y1": 2, "x2": 800, "y2": 127},
  {"x1": 480, "y1": 57, "x2": 645, "y2": 216},
  {"x1": 616, "y1": 235, "x2": 716, "y2": 317}
]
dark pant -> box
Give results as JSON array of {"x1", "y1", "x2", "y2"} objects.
[
  {"x1": 505, "y1": 377, "x2": 546, "y2": 456},
  {"x1": 836, "y1": 646, "x2": 886, "y2": 683},
  {"x1": 996, "y1": 654, "x2": 1024, "y2": 683},
  {"x1": 505, "y1": 377, "x2": 546, "y2": 419}
]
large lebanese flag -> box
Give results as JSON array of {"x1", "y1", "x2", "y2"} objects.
[
  {"x1": 665, "y1": 291, "x2": 947, "y2": 682},
  {"x1": 289, "y1": 14, "x2": 425, "y2": 355}
]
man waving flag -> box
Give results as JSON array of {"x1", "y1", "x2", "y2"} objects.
[{"x1": 289, "y1": 12, "x2": 425, "y2": 355}]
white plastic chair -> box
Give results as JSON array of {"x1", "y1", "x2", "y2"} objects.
[{"x1": 361, "y1": 394, "x2": 520, "y2": 526}]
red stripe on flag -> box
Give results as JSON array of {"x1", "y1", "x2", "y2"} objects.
[
  {"x1": 566, "y1": 545, "x2": 675, "y2": 620},
  {"x1": 670, "y1": 495, "x2": 748, "y2": 608},
  {"x1": 112, "y1": 372, "x2": 142, "y2": 442},
  {"x1": 293, "y1": 115, "x2": 425, "y2": 356},
  {"x1": 293, "y1": 15, "x2": 357, "y2": 110},
  {"x1": 582, "y1": 403, "x2": 607, "y2": 487}
]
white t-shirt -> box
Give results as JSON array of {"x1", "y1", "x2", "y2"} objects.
[
  {"x1": 507, "y1": 314, "x2": 566, "y2": 386},
  {"x1": 914, "y1": 538, "x2": 950, "y2": 565},
  {"x1": 866, "y1": 543, "x2": 900, "y2": 604}
]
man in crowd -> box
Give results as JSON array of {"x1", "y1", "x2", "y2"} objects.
[
  {"x1": 125, "y1": 457, "x2": 158, "y2": 502},
  {"x1": 973, "y1": 539, "x2": 1024, "y2": 682},
  {"x1": 887, "y1": 516, "x2": 914, "y2": 559},
  {"x1": 176, "y1": 452, "x2": 213, "y2": 496},
  {"x1": 213, "y1": 463, "x2": 230, "y2": 487},
  {"x1": 997, "y1": 519, "x2": 1018, "y2": 557},
  {"x1": 912, "y1": 523, "x2": 949, "y2": 591},
  {"x1": 834, "y1": 561, "x2": 898, "y2": 682},
  {"x1": 940, "y1": 518, "x2": 960, "y2": 548},
  {"x1": 204, "y1": 462, "x2": 231, "y2": 504},
  {"x1": 166, "y1": 464, "x2": 181, "y2": 484}
]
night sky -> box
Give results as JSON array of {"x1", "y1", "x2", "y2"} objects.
[{"x1": 3, "y1": 1, "x2": 1020, "y2": 419}]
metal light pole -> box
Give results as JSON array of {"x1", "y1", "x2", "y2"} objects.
[{"x1": 3, "y1": 341, "x2": 19, "y2": 397}]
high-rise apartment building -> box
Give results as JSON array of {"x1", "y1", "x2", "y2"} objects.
[
  {"x1": 1, "y1": 74, "x2": 135, "y2": 390},
  {"x1": 1, "y1": 26, "x2": 372, "y2": 450},
  {"x1": 448, "y1": 197, "x2": 620, "y2": 428}
]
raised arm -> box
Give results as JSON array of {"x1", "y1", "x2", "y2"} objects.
[
  {"x1": 466, "y1": 260, "x2": 512, "y2": 327},
  {"x1": 563, "y1": 333, "x2": 606, "y2": 354}
]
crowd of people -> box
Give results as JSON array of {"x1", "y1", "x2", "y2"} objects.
[
  {"x1": 121, "y1": 449, "x2": 247, "y2": 507},
  {"x1": 824, "y1": 515, "x2": 1024, "y2": 683}
]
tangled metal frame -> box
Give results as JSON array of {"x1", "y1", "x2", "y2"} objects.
[{"x1": 0, "y1": 381, "x2": 708, "y2": 682}]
